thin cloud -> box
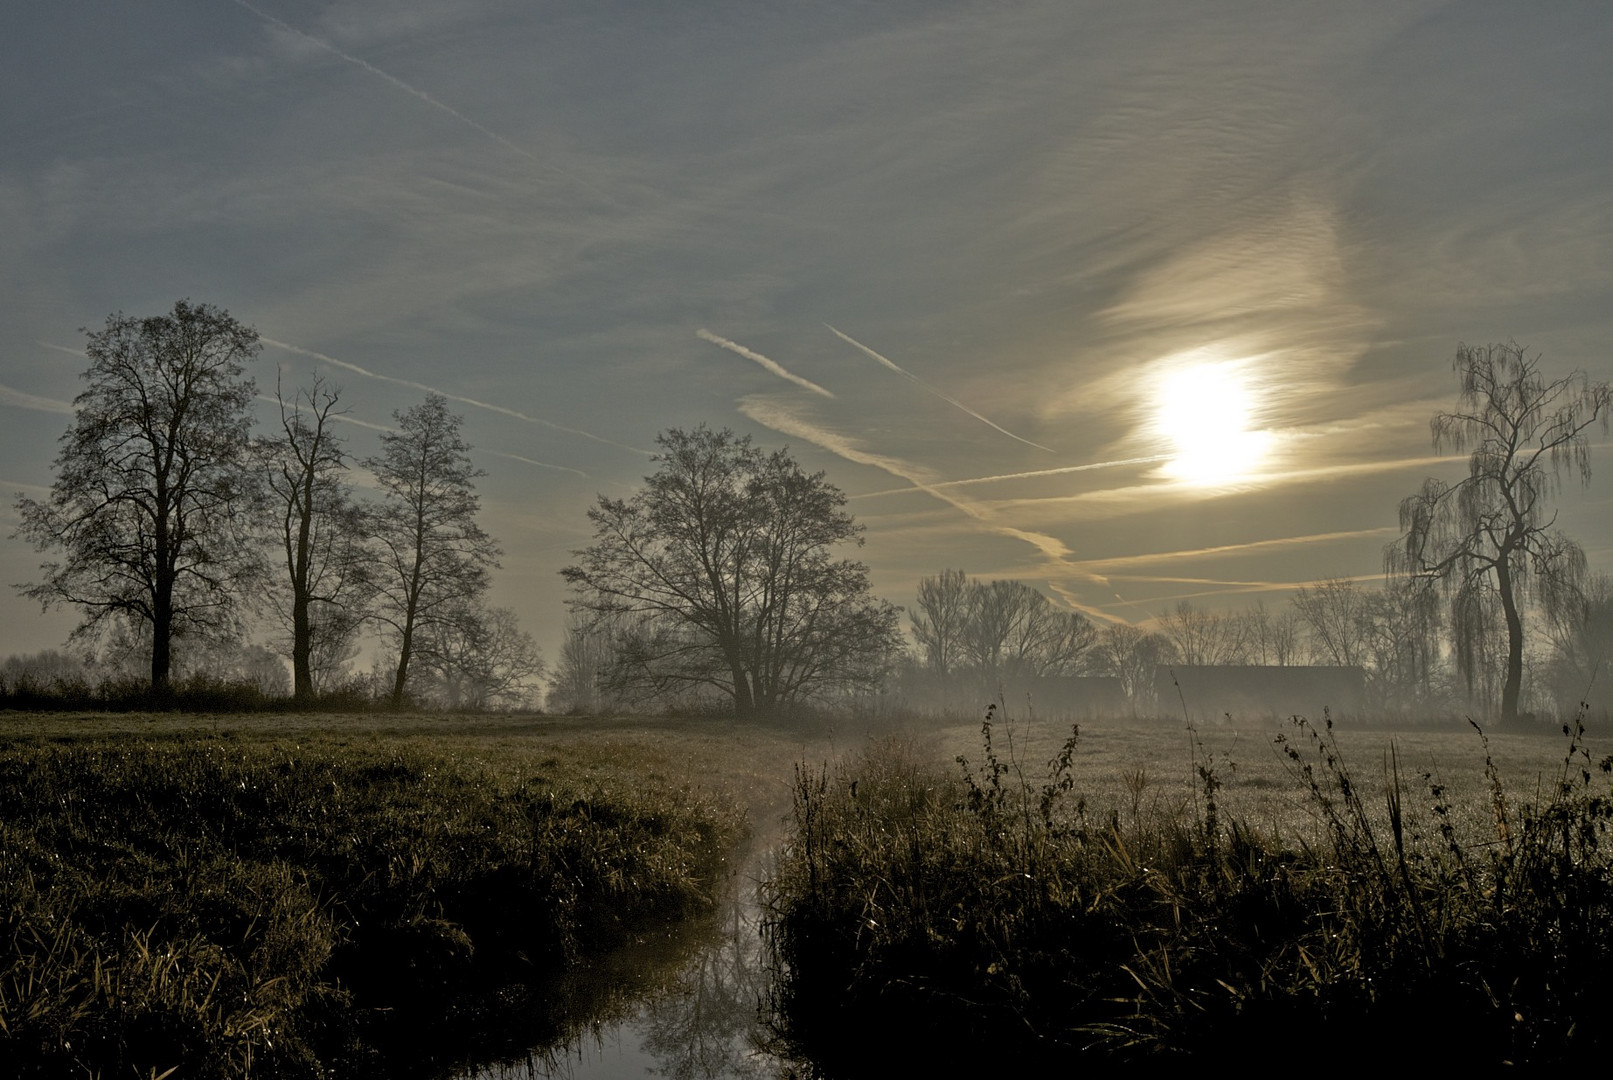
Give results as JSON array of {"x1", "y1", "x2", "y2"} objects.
[
  {"x1": 826, "y1": 324, "x2": 1054, "y2": 452},
  {"x1": 329, "y1": 413, "x2": 394, "y2": 433},
  {"x1": 229, "y1": 0, "x2": 538, "y2": 164},
  {"x1": 488, "y1": 451, "x2": 588, "y2": 479},
  {"x1": 252, "y1": 392, "x2": 393, "y2": 433},
  {"x1": 0, "y1": 383, "x2": 73, "y2": 415},
  {"x1": 1063, "y1": 527, "x2": 1400, "y2": 576},
  {"x1": 984, "y1": 453, "x2": 1465, "y2": 515},
  {"x1": 738, "y1": 395, "x2": 1072, "y2": 564},
  {"x1": 696, "y1": 329, "x2": 835, "y2": 398},
  {"x1": 1104, "y1": 573, "x2": 1387, "y2": 612},
  {"x1": 259, "y1": 337, "x2": 651, "y2": 456},
  {"x1": 36, "y1": 341, "x2": 87, "y2": 359},
  {"x1": 852, "y1": 455, "x2": 1170, "y2": 499}
]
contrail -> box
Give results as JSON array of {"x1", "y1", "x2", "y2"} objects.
[
  {"x1": 0, "y1": 382, "x2": 74, "y2": 415},
  {"x1": 489, "y1": 451, "x2": 588, "y2": 478},
  {"x1": 36, "y1": 341, "x2": 87, "y2": 359},
  {"x1": 329, "y1": 413, "x2": 394, "y2": 433},
  {"x1": 260, "y1": 337, "x2": 652, "y2": 456},
  {"x1": 1062, "y1": 528, "x2": 1401, "y2": 574},
  {"x1": 852, "y1": 455, "x2": 1170, "y2": 499},
  {"x1": 230, "y1": 0, "x2": 536, "y2": 163},
  {"x1": 738, "y1": 396, "x2": 1073, "y2": 564},
  {"x1": 252, "y1": 391, "x2": 393, "y2": 433},
  {"x1": 825, "y1": 324, "x2": 1054, "y2": 452},
  {"x1": 697, "y1": 329, "x2": 834, "y2": 398}
]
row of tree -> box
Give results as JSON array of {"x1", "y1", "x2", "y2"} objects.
[
  {"x1": 897, "y1": 345, "x2": 1612, "y2": 722},
  {"x1": 14, "y1": 301, "x2": 541, "y2": 708},
  {"x1": 12, "y1": 307, "x2": 1608, "y2": 722}
]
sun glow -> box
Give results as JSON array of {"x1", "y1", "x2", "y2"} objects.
[{"x1": 1153, "y1": 358, "x2": 1273, "y2": 485}]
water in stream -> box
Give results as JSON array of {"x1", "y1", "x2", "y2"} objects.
[{"x1": 459, "y1": 848, "x2": 791, "y2": 1080}]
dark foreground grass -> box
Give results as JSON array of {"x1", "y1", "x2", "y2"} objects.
[
  {"x1": 0, "y1": 728, "x2": 746, "y2": 1079},
  {"x1": 763, "y1": 708, "x2": 1613, "y2": 1072}
]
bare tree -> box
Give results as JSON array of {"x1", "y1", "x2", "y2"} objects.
[
  {"x1": 417, "y1": 603, "x2": 544, "y2": 709},
  {"x1": 365, "y1": 394, "x2": 500, "y2": 708},
  {"x1": 549, "y1": 610, "x2": 623, "y2": 713},
  {"x1": 1545, "y1": 573, "x2": 1613, "y2": 716},
  {"x1": 1358, "y1": 579, "x2": 1443, "y2": 715},
  {"x1": 994, "y1": 582, "x2": 1095, "y2": 678},
  {"x1": 1158, "y1": 600, "x2": 1247, "y2": 666},
  {"x1": 1236, "y1": 602, "x2": 1302, "y2": 666},
  {"x1": 14, "y1": 301, "x2": 261, "y2": 691},
  {"x1": 562, "y1": 426, "x2": 901, "y2": 717},
  {"x1": 1291, "y1": 579, "x2": 1372, "y2": 667},
  {"x1": 910, "y1": 569, "x2": 971, "y2": 678},
  {"x1": 1388, "y1": 343, "x2": 1610, "y2": 722},
  {"x1": 259, "y1": 374, "x2": 370, "y2": 703},
  {"x1": 1090, "y1": 622, "x2": 1176, "y2": 713}
]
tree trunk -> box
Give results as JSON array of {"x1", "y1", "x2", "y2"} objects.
[
  {"x1": 729, "y1": 657, "x2": 755, "y2": 718},
  {"x1": 152, "y1": 583, "x2": 173, "y2": 694},
  {"x1": 391, "y1": 617, "x2": 414, "y2": 708},
  {"x1": 1497, "y1": 557, "x2": 1526, "y2": 724},
  {"x1": 292, "y1": 590, "x2": 313, "y2": 702},
  {"x1": 291, "y1": 473, "x2": 316, "y2": 703}
]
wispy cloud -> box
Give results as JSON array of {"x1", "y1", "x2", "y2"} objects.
[
  {"x1": 1062, "y1": 527, "x2": 1400, "y2": 576},
  {"x1": 260, "y1": 337, "x2": 651, "y2": 456},
  {"x1": 696, "y1": 329, "x2": 835, "y2": 398},
  {"x1": 738, "y1": 395, "x2": 1072, "y2": 564},
  {"x1": 35, "y1": 341, "x2": 87, "y2": 360},
  {"x1": 852, "y1": 455, "x2": 1170, "y2": 499},
  {"x1": 229, "y1": 0, "x2": 538, "y2": 164},
  {"x1": 253, "y1": 391, "x2": 393, "y2": 433},
  {"x1": 488, "y1": 451, "x2": 588, "y2": 479},
  {"x1": 825, "y1": 325, "x2": 1054, "y2": 452},
  {"x1": 329, "y1": 413, "x2": 394, "y2": 433},
  {"x1": 0, "y1": 383, "x2": 73, "y2": 415}
]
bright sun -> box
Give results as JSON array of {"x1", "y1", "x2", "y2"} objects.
[{"x1": 1154, "y1": 361, "x2": 1273, "y2": 485}]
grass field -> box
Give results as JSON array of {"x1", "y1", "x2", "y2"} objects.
[
  {"x1": 4, "y1": 706, "x2": 1610, "y2": 1076},
  {"x1": 0, "y1": 711, "x2": 830, "y2": 1079},
  {"x1": 764, "y1": 704, "x2": 1613, "y2": 1072}
]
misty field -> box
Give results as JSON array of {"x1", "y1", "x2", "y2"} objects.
[
  {"x1": 0, "y1": 712, "x2": 797, "y2": 1079},
  {"x1": 2, "y1": 708, "x2": 1610, "y2": 1077},
  {"x1": 766, "y1": 707, "x2": 1613, "y2": 1072}
]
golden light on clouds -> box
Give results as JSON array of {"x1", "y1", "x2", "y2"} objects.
[{"x1": 1152, "y1": 352, "x2": 1274, "y2": 485}]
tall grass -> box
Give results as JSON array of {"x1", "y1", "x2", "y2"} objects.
[
  {"x1": 0, "y1": 736, "x2": 744, "y2": 1078},
  {"x1": 763, "y1": 704, "x2": 1613, "y2": 1070}
]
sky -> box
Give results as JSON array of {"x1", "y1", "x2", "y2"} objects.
[{"x1": 4, "y1": 0, "x2": 1613, "y2": 668}]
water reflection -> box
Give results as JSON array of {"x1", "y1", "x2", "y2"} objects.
[{"x1": 462, "y1": 854, "x2": 787, "y2": 1080}]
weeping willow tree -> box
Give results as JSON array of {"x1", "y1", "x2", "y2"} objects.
[{"x1": 1388, "y1": 343, "x2": 1610, "y2": 722}]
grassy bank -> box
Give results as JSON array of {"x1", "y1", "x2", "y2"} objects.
[
  {"x1": 0, "y1": 713, "x2": 791, "y2": 1079},
  {"x1": 764, "y1": 708, "x2": 1613, "y2": 1071}
]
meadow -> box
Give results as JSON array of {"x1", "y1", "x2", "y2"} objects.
[
  {"x1": 2, "y1": 706, "x2": 1609, "y2": 1076},
  {"x1": 0, "y1": 711, "x2": 818, "y2": 1079},
  {"x1": 764, "y1": 704, "x2": 1613, "y2": 1072}
]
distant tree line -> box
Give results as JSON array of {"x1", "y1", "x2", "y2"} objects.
[
  {"x1": 9, "y1": 300, "x2": 543, "y2": 710},
  {"x1": 889, "y1": 342, "x2": 1613, "y2": 725}
]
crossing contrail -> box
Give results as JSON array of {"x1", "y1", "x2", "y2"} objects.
[{"x1": 826, "y1": 324, "x2": 1054, "y2": 452}]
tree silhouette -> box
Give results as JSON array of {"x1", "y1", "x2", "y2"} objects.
[
  {"x1": 259, "y1": 374, "x2": 370, "y2": 702},
  {"x1": 562, "y1": 426, "x2": 900, "y2": 717},
  {"x1": 15, "y1": 301, "x2": 261, "y2": 691},
  {"x1": 365, "y1": 394, "x2": 499, "y2": 708},
  {"x1": 1388, "y1": 342, "x2": 1611, "y2": 722}
]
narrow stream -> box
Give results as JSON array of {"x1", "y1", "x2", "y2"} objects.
[{"x1": 459, "y1": 846, "x2": 791, "y2": 1080}]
